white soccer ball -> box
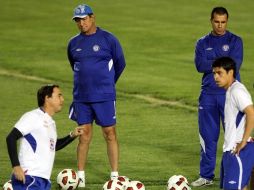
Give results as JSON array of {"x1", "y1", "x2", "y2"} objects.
[
  {"x1": 167, "y1": 180, "x2": 191, "y2": 190},
  {"x1": 3, "y1": 180, "x2": 13, "y2": 190},
  {"x1": 167, "y1": 175, "x2": 188, "y2": 189},
  {"x1": 116, "y1": 176, "x2": 131, "y2": 187},
  {"x1": 103, "y1": 179, "x2": 126, "y2": 190},
  {"x1": 126, "y1": 180, "x2": 145, "y2": 190},
  {"x1": 57, "y1": 169, "x2": 79, "y2": 190}
]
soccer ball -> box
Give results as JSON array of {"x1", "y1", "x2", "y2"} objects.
[
  {"x1": 167, "y1": 175, "x2": 188, "y2": 189},
  {"x1": 57, "y1": 169, "x2": 79, "y2": 190},
  {"x1": 103, "y1": 179, "x2": 126, "y2": 190},
  {"x1": 116, "y1": 176, "x2": 131, "y2": 187},
  {"x1": 167, "y1": 180, "x2": 191, "y2": 190},
  {"x1": 126, "y1": 180, "x2": 145, "y2": 190},
  {"x1": 3, "y1": 180, "x2": 13, "y2": 190}
]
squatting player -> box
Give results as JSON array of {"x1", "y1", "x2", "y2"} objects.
[
  {"x1": 212, "y1": 57, "x2": 254, "y2": 190},
  {"x1": 192, "y1": 7, "x2": 243, "y2": 187},
  {"x1": 6, "y1": 84, "x2": 84, "y2": 190},
  {"x1": 67, "y1": 4, "x2": 126, "y2": 187}
]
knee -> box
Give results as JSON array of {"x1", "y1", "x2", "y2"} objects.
[
  {"x1": 103, "y1": 129, "x2": 117, "y2": 142},
  {"x1": 79, "y1": 131, "x2": 92, "y2": 144}
]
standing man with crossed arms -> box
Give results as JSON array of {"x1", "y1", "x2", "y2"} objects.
[
  {"x1": 192, "y1": 7, "x2": 243, "y2": 187},
  {"x1": 67, "y1": 4, "x2": 126, "y2": 188}
]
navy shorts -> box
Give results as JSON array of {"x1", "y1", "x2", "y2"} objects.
[
  {"x1": 11, "y1": 175, "x2": 51, "y2": 190},
  {"x1": 220, "y1": 142, "x2": 254, "y2": 190},
  {"x1": 69, "y1": 101, "x2": 116, "y2": 127}
]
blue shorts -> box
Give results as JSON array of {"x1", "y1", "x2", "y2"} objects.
[
  {"x1": 220, "y1": 142, "x2": 254, "y2": 190},
  {"x1": 11, "y1": 175, "x2": 51, "y2": 190},
  {"x1": 69, "y1": 101, "x2": 116, "y2": 127}
]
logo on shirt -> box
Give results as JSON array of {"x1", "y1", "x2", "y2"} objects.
[
  {"x1": 222, "y1": 44, "x2": 229, "y2": 51},
  {"x1": 228, "y1": 180, "x2": 237, "y2": 184},
  {"x1": 93, "y1": 45, "x2": 100, "y2": 52},
  {"x1": 50, "y1": 138, "x2": 55, "y2": 151},
  {"x1": 206, "y1": 47, "x2": 213, "y2": 51},
  {"x1": 76, "y1": 48, "x2": 82, "y2": 52}
]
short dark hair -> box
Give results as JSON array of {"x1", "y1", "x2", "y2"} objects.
[
  {"x1": 212, "y1": 57, "x2": 236, "y2": 78},
  {"x1": 211, "y1": 7, "x2": 229, "y2": 20},
  {"x1": 37, "y1": 84, "x2": 59, "y2": 107}
]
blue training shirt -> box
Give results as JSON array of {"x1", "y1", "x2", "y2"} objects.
[
  {"x1": 68, "y1": 27, "x2": 126, "y2": 102},
  {"x1": 195, "y1": 31, "x2": 243, "y2": 95}
]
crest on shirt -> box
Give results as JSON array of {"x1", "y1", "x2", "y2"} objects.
[
  {"x1": 222, "y1": 44, "x2": 229, "y2": 51},
  {"x1": 93, "y1": 44, "x2": 100, "y2": 52},
  {"x1": 50, "y1": 138, "x2": 55, "y2": 151}
]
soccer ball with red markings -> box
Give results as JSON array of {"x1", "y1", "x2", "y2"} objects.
[
  {"x1": 115, "y1": 176, "x2": 131, "y2": 187},
  {"x1": 3, "y1": 180, "x2": 13, "y2": 190},
  {"x1": 167, "y1": 175, "x2": 191, "y2": 190},
  {"x1": 126, "y1": 180, "x2": 145, "y2": 190},
  {"x1": 167, "y1": 175, "x2": 189, "y2": 189},
  {"x1": 167, "y1": 180, "x2": 191, "y2": 190},
  {"x1": 103, "y1": 179, "x2": 126, "y2": 190},
  {"x1": 57, "y1": 169, "x2": 79, "y2": 190}
]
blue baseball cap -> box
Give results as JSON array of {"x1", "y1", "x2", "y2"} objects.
[{"x1": 72, "y1": 4, "x2": 93, "y2": 20}]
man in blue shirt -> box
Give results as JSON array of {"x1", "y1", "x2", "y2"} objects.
[
  {"x1": 191, "y1": 7, "x2": 243, "y2": 187},
  {"x1": 67, "y1": 4, "x2": 126, "y2": 188}
]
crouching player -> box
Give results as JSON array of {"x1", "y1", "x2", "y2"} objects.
[
  {"x1": 212, "y1": 57, "x2": 254, "y2": 190},
  {"x1": 6, "y1": 84, "x2": 84, "y2": 190}
]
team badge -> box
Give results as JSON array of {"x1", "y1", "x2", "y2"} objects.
[
  {"x1": 222, "y1": 44, "x2": 229, "y2": 51},
  {"x1": 93, "y1": 45, "x2": 100, "y2": 52}
]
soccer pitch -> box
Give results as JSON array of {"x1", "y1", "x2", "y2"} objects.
[{"x1": 1, "y1": 0, "x2": 254, "y2": 189}]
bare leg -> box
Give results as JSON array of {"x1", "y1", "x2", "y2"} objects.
[
  {"x1": 77, "y1": 124, "x2": 93, "y2": 171},
  {"x1": 102, "y1": 126, "x2": 119, "y2": 171}
]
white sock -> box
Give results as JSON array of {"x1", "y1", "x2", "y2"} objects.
[
  {"x1": 111, "y1": 171, "x2": 119, "y2": 177},
  {"x1": 78, "y1": 171, "x2": 85, "y2": 179}
]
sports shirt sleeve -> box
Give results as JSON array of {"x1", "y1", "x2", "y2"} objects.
[
  {"x1": 194, "y1": 38, "x2": 214, "y2": 73},
  {"x1": 232, "y1": 85, "x2": 253, "y2": 112},
  {"x1": 55, "y1": 134, "x2": 76, "y2": 151},
  {"x1": 111, "y1": 36, "x2": 126, "y2": 82},
  {"x1": 6, "y1": 112, "x2": 38, "y2": 167},
  {"x1": 228, "y1": 37, "x2": 243, "y2": 73},
  {"x1": 15, "y1": 112, "x2": 38, "y2": 135},
  {"x1": 6, "y1": 128, "x2": 23, "y2": 167},
  {"x1": 67, "y1": 41, "x2": 75, "y2": 71}
]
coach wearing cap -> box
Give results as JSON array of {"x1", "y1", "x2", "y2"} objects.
[{"x1": 67, "y1": 4, "x2": 126, "y2": 188}]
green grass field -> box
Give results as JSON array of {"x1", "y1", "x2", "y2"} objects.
[{"x1": 1, "y1": 0, "x2": 254, "y2": 189}]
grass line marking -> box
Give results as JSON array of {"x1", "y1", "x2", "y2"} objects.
[
  {"x1": 119, "y1": 92, "x2": 197, "y2": 112},
  {"x1": 0, "y1": 68, "x2": 53, "y2": 83},
  {"x1": 0, "y1": 68, "x2": 197, "y2": 111}
]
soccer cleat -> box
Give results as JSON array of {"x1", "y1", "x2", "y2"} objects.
[
  {"x1": 191, "y1": 177, "x2": 213, "y2": 187},
  {"x1": 110, "y1": 171, "x2": 119, "y2": 180},
  {"x1": 78, "y1": 177, "x2": 85, "y2": 188},
  {"x1": 110, "y1": 175, "x2": 118, "y2": 180}
]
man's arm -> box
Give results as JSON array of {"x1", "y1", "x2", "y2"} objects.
[
  {"x1": 229, "y1": 37, "x2": 243, "y2": 73},
  {"x1": 67, "y1": 42, "x2": 75, "y2": 71},
  {"x1": 6, "y1": 128, "x2": 26, "y2": 183},
  {"x1": 194, "y1": 39, "x2": 214, "y2": 73},
  {"x1": 56, "y1": 126, "x2": 84, "y2": 151},
  {"x1": 235, "y1": 105, "x2": 254, "y2": 155},
  {"x1": 114, "y1": 54, "x2": 126, "y2": 83},
  {"x1": 6, "y1": 128, "x2": 22, "y2": 167},
  {"x1": 110, "y1": 36, "x2": 126, "y2": 83}
]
